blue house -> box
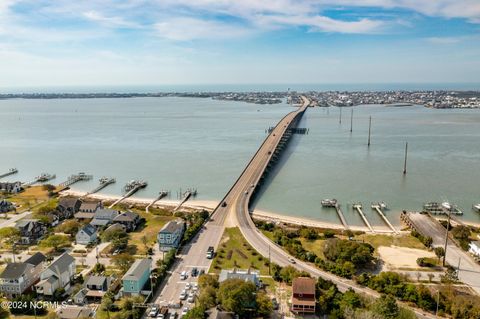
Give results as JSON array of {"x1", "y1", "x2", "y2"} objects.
[
  {"x1": 157, "y1": 220, "x2": 185, "y2": 252},
  {"x1": 122, "y1": 259, "x2": 151, "y2": 296}
]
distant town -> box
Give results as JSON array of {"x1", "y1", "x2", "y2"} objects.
[{"x1": 1, "y1": 90, "x2": 480, "y2": 108}]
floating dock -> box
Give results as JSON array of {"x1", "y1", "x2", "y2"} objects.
[
  {"x1": 146, "y1": 191, "x2": 169, "y2": 213},
  {"x1": 371, "y1": 203, "x2": 398, "y2": 234},
  {"x1": 424, "y1": 202, "x2": 463, "y2": 215},
  {"x1": 334, "y1": 203, "x2": 349, "y2": 230},
  {"x1": 0, "y1": 168, "x2": 18, "y2": 179},
  {"x1": 108, "y1": 180, "x2": 147, "y2": 208},
  {"x1": 59, "y1": 172, "x2": 93, "y2": 188},
  {"x1": 23, "y1": 173, "x2": 56, "y2": 187},
  {"x1": 174, "y1": 189, "x2": 197, "y2": 212},
  {"x1": 82, "y1": 177, "x2": 115, "y2": 198},
  {"x1": 352, "y1": 203, "x2": 375, "y2": 233}
]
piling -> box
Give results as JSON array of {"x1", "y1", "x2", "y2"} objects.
[
  {"x1": 367, "y1": 116, "x2": 372, "y2": 147},
  {"x1": 403, "y1": 142, "x2": 408, "y2": 175}
]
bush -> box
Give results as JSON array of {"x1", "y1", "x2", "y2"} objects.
[{"x1": 416, "y1": 257, "x2": 436, "y2": 267}]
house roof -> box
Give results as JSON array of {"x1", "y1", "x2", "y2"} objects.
[
  {"x1": 218, "y1": 269, "x2": 259, "y2": 284},
  {"x1": 207, "y1": 308, "x2": 235, "y2": 319},
  {"x1": 86, "y1": 275, "x2": 108, "y2": 287},
  {"x1": 94, "y1": 208, "x2": 119, "y2": 220},
  {"x1": 25, "y1": 252, "x2": 47, "y2": 267},
  {"x1": 79, "y1": 200, "x2": 100, "y2": 211},
  {"x1": 122, "y1": 259, "x2": 151, "y2": 281},
  {"x1": 15, "y1": 218, "x2": 39, "y2": 229},
  {"x1": 74, "y1": 212, "x2": 95, "y2": 219},
  {"x1": 292, "y1": 277, "x2": 315, "y2": 296},
  {"x1": 159, "y1": 220, "x2": 184, "y2": 234},
  {"x1": 104, "y1": 223, "x2": 126, "y2": 233},
  {"x1": 59, "y1": 198, "x2": 80, "y2": 209},
  {"x1": 46, "y1": 253, "x2": 75, "y2": 274},
  {"x1": 0, "y1": 263, "x2": 30, "y2": 279},
  {"x1": 113, "y1": 211, "x2": 139, "y2": 222},
  {"x1": 79, "y1": 224, "x2": 97, "y2": 236},
  {"x1": 90, "y1": 218, "x2": 110, "y2": 226},
  {"x1": 56, "y1": 306, "x2": 92, "y2": 319}
]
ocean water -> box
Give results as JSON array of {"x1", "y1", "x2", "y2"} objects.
[{"x1": 1, "y1": 97, "x2": 479, "y2": 227}]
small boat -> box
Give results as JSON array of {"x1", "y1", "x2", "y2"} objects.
[
  {"x1": 473, "y1": 204, "x2": 480, "y2": 213},
  {"x1": 379, "y1": 201, "x2": 388, "y2": 210},
  {"x1": 124, "y1": 180, "x2": 147, "y2": 192},
  {"x1": 321, "y1": 199, "x2": 337, "y2": 207}
]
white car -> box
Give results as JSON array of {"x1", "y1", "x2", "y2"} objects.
[
  {"x1": 179, "y1": 290, "x2": 187, "y2": 300},
  {"x1": 180, "y1": 271, "x2": 188, "y2": 280},
  {"x1": 288, "y1": 257, "x2": 296, "y2": 264},
  {"x1": 149, "y1": 305, "x2": 159, "y2": 317},
  {"x1": 185, "y1": 282, "x2": 191, "y2": 290},
  {"x1": 181, "y1": 307, "x2": 189, "y2": 316},
  {"x1": 187, "y1": 295, "x2": 195, "y2": 303},
  {"x1": 192, "y1": 283, "x2": 198, "y2": 292}
]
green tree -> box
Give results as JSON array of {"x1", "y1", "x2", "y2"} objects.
[
  {"x1": 197, "y1": 286, "x2": 217, "y2": 309},
  {"x1": 255, "y1": 292, "x2": 273, "y2": 317},
  {"x1": 92, "y1": 263, "x2": 106, "y2": 274},
  {"x1": 434, "y1": 247, "x2": 445, "y2": 263},
  {"x1": 217, "y1": 279, "x2": 257, "y2": 318},
  {"x1": 39, "y1": 234, "x2": 71, "y2": 251},
  {"x1": 112, "y1": 253, "x2": 135, "y2": 273},
  {"x1": 373, "y1": 295, "x2": 399, "y2": 319},
  {"x1": 452, "y1": 225, "x2": 471, "y2": 241},
  {"x1": 198, "y1": 274, "x2": 219, "y2": 289},
  {"x1": 183, "y1": 306, "x2": 206, "y2": 319},
  {"x1": 56, "y1": 219, "x2": 81, "y2": 236},
  {"x1": 0, "y1": 227, "x2": 20, "y2": 247}
]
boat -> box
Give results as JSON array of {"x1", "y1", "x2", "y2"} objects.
[
  {"x1": 321, "y1": 199, "x2": 337, "y2": 207},
  {"x1": 124, "y1": 180, "x2": 147, "y2": 192},
  {"x1": 36, "y1": 173, "x2": 56, "y2": 182},
  {"x1": 423, "y1": 202, "x2": 443, "y2": 213},
  {"x1": 473, "y1": 204, "x2": 480, "y2": 213},
  {"x1": 379, "y1": 201, "x2": 388, "y2": 210},
  {"x1": 424, "y1": 201, "x2": 463, "y2": 215}
]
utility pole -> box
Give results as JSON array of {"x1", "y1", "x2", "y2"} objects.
[
  {"x1": 367, "y1": 116, "x2": 372, "y2": 147},
  {"x1": 96, "y1": 245, "x2": 99, "y2": 264},
  {"x1": 339, "y1": 107, "x2": 342, "y2": 124},
  {"x1": 443, "y1": 207, "x2": 451, "y2": 267},
  {"x1": 350, "y1": 108, "x2": 353, "y2": 133},
  {"x1": 436, "y1": 290, "x2": 440, "y2": 316},
  {"x1": 268, "y1": 245, "x2": 271, "y2": 275},
  {"x1": 403, "y1": 142, "x2": 408, "y2": 175}
]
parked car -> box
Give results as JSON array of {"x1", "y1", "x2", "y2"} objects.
[
  {"x1": 191, "y1": 267, "x2": 198, "y2": 277},
  {"x1": 181, "y1": 307, "x2": 189, "y2": 316},
  {"x1": 185, "y1": 282, "x2": 191, "y2": 290},
  {"x1": 149, "y1": 305, "x2": 159, "y2": 317},
  {"x1": 288, "y1": 257, "x2": 296, "y2": 264},
  {"x1": 180, "y1": 271, "x2": 188, "y2": 280},
  {"x1": 179, "y1": 290, "x2": 187, "y2": 300}
]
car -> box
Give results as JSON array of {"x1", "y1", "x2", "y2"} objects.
[
  {"x1": 180, "y1": 271, "x2": 188, "y2": 280},
  {"x1": 157, "y1": 306, "x2": 168, "y2": 319},
  {"x1": 181, "y1": 307, "x2": 189, "y2": 316},
  {"x1": 185, "y1": 282, "x2": 191, "y2": 290},
  {"x1": 221, "y1": 201, "x2": 227, "y2": 207},
  {"x1": 191, "y1": 268, "x2": 198, "y2": 277},
  {"x1": 192, "y1": 283, "x2": 198, "y2": 292},
  {"x1": 199, "y1": 269, "x2": 205, "y2": 276},
  {"x1": 288, "y1": 257, "x2": 296, "y2": 264},
  {"x1": 179, "y1": 289, "x2": 187, "y2": 300},
  {"x1": 149, "y1": 305, "x2": 159, "y2": 317},
  {"x1": 169, "y1": 300, "x2": 182, "y2": 309},
  {"x1": 187, "y1": 295, "x2": 195, "y2": 303}
]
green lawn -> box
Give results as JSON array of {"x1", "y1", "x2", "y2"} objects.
[
  {"x1": 299, "y1": 238, "x2": 326, "y2": 258},
  {"x1": 356, "y1": 233, "x2": 426, "y2": 251},
  {"x1": 210, "y1": 227, "x2": 270, "y2": 275}
]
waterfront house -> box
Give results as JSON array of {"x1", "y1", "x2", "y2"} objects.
[
  {"x1": 35, "y1": 253, "x2": 75, "y2": 298},
  {"x1": 57, "y1": 197, "x2": 81, "y2": 219},
  {"x1": 15, "y1": 219, "x2": 47, "y2": 244},
  {"x1": 79, "y1": 200, "x2": 102, "y2": 213},
  {"x1": 0, "y1": 199, "x2": 14, "y2": 213},
  {"x1": 0, "y1": 181, "x2": 23, "y2": 194},
  {"x1": 469, "y1": 241, "x2": 480, "y2": 257},
  {"x1": 291, "y1": 277, "x2": 316, "y2": 314},
  {"x1": 90, "y1": 208, "x2": 120, "y2": 227},
  {"x1": 218, "y1": 269, "x2": 260, "y2": 287},
  {"x1": 0, "y1": 252, "x2": 46, "y2": 298},
  {"x1": 113, "y1": 211, "x2": 141, "y2": 231},
  {"x1": 121, "y1": 258, "x2": 151, "y2": 296},
  {"x1": 157, "y1": 220, "x2": 185, "y2": 252},
  {"x1": 56, "y1": 306, "x2": 92, "y2": 319},
  {"x1": 76, "y1": 224, "x2": 98, "y2": 245}
]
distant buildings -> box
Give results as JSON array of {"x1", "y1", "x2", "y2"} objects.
[
  {"x1": 122, "y1": 258, "x2": 151, "y2": 296},
  {"x1": 218, "y1": 269, "x2": 260, "y2": 287},
  {"x1": 469, "y1": 241, "x2": 480, "y2": 257},
  {"x1": 76, "y1": 224, "x2": 98, "y2": 245},
  {"x1": 0, "y1": 199, "x2": 14, "y2": 213},
  {"x1": 0, "y1": 252, "x2": 46, "y2": 298},
  {"x1": 0, "y1": 181, "x2": 23, "y2": 194},
  {"x1": 291, "y1": 277, "x2": 316, "y2": 314},
  {"x1": 157, "y1": 220, "x2": 185, "y2": 252}
]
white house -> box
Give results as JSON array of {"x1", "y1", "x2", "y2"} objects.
[
  {"x1": 76, "y1": 224, "x2": 97, "y2": 245},
  {"x1": 469, "y1": 241, "x2": 480, "y2": 257},
  {"x1": 36, "y1": 253, "x2": 75, "y2": 297}
]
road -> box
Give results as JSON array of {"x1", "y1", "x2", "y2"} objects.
[
  {"x1": 0, "y1": 210, "x2": 32, "y2": 228},
  {"x1": 408, "y1": 212, "x2": 480, "y2": 294}
]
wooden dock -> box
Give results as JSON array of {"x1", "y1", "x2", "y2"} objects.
[
  {"x1": 174, "y1": 189, "x2": 197, "y2": 212},
  {"x1": 82, "y1": 177, "x2": 115, "y2": 198},
  {"x1": 108, "y1": 181, "x2": 147, "y2": 208},
  {"x1": 334, "y1": 204, "x2": 349, "y2": 230},
  {"x1": 146, "y1": 191, "x2": 169, "y2": 213},
  {"x1": 0, "y1": 168, "x2": 18, "y2": 179},
  {"x1": 352, "y1": 203, "x2": 375, "y2": 233},
  {"x1": 23, "y1": 173, "x2": 56, "y2": 187},
  {"x1": 371, "y1": 204, "x2": 398, "y2": 234},
  {"x1": 59, "y1": 172, "x2": 93, "y2": 188}
]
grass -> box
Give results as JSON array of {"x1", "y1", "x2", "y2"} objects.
[
  {"x1": 6, "y1": 186, "x2": 52, "y2": 213},
  {"x1": 210, "y1": 227, "x2": 271, "y2": 275},
  {"x1": 299, "y1": 238, "x2": 326, "y2": 258},
  {"x1": 127, "y1": 208, "x2": 175, "y2": 256},
  {"x1": 356, "y1": 233, "x2": 426, "y2": 251}
]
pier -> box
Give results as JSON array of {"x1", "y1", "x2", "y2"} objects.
[
  {"x1": 23, "y1": 173, "x2": 56, "y2": 187},
  {"x1": 0, "y1": 168, "x2": 18, "y2": 179},
  {"x1": 82, "y1": 177, "x2": 115, "y2": 198},
  {"x1": 108, "y1": 180, "x2": 147, "y2": 208},
  {"x1": 352, "y1": 203, "x2": 375, "y2": 233},
  {"x1": 371, "y1": 203, "x2": 398, "y2": 234},
  {"x1": 334, "y1": 204, "x2": 349, "y2": 230},
  {"x1": 59, "y1": 172, "x2": 93, "y2": 188},
  {"x1": 174, "y1": 189, "x2": 197, "y2": 212},
  {"x1": 146, "y1": 191, "x2": 169, "y2": 213}
]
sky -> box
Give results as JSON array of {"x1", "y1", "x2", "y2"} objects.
[{"x1": 0, "y1": 0, "x2": 480, "y2": 88}]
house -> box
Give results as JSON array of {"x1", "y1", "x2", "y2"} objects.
[
  {"x1": 157, "y1": 220, "x2": 185, "y2": 252},
  {"x1": 15, "y1": 219, "x2": 47, "y2": 244},
  {"x1": 291, "y1": 277, "x2": 316, "y2": 314},
  {"x1": 104, "y1": 223, "x2": 126, "y2": 234},
  {"x1": 57, "y1": 197, "x2": 81, "y2": 219},
  {"x1": 469, "y1": 241, "x2": 480, "y2": 257},
  {"x1": 35, "y1": 253, "x2": 75, "y2": 297},
  {"x1": 122, "y1": 258, "x2": 151, "y2": 296},
  {"x1": 79, "y1": 200, "x2": 102, "y2": 213},
  {"x1": 56, "y1": 306, "x2": 92, "y2": 319},
  {"x1": 74, "y1": 211, "x2": 95, "y2": 221},
  {"x1": 0, "y1": 199, "x2": 15, "y2": 213},
  {"x1": 0, "y1": 252, "x2": 46, "y2": 298},
  {"x1": 90, "y1": 208, "x2": 120, "y2": 227},
  {"x1": 74, "y1": 275, "x2": 112, "y2": 304},
  {"x1": 113, "y1": 211, "x2": 140, "y2": 231},
  {"x1": 218, "y1": 269, "x2": 260, "y2": 287},
  {"x1": 207, "y1": 308, "x2": 235, "y2": 319},
  {"x1": 76, "y1": 224, "x2": 98, "y2": 245},
  {"x1": 0, "y1": 181, "x2": 23, "y2": 194}
]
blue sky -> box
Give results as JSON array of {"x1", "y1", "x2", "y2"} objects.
[{"x1": 1, "y1": 0, "x2": 480, "y2": 87}]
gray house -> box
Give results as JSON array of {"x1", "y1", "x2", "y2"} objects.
[
  {"x1": 15, "y1": 219, "x2": 47, "y2": 244},
  {"x1": 218, "y1": 269, "x2": 260, "y2": 287},
  {"x1": 113, "y1": 211, "x2": 140, "y2": 231},
  {"x1": 157, "y1": 220, "x2": 185, "y2": 252},
  {"x1": 90, "y1": 208, "x2": 120, "y2": 227},
  {"x1": 76, "y1": 224, "x2": 98, "y2": 245},
  {"x1": 79, "y1": 200, "x2": 102, "y2": 213},
  {"x1": 57, "y1": 197, "x2": 81, "y2": 219},
  {"x1": 36, "y1": 253, "x2": 75, "y2": 297},
  {"x1": 0, "y1": 252, "x2": 46, "y2": 297}
]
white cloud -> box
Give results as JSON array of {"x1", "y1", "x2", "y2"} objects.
[
  {"x1": 83, "y1": 10, "x2": 140, "y2": 28},
  {"x1": 426, "y1": 36, "x2": 463, "y2": 44}
]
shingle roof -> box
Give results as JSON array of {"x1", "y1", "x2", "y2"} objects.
[
  {"x1": 122, "y1": 259, "x2": 151, "y2": 281},
  {"x1": 59, "y1": 198, "x2": 80, "y2": 209},
  {"x1": 86, "y1": 275, "x2": 107, "y2": 287},
  {"x1": 25, "y1": 252, "x2": 47, "y2": 266},
  {"x1": 0, "y1": 263, "x2": 29, "y2": 279},
  {"x1": 79, "y1": 200, "x2": 100, "y2": 211},
  {"x1": 292, "y1": 277, "x2": 315, "y2": 295},
  {"x1": 46, "y1": 253, "x2": 75, "y2": 274},
  {"x1": 113, "y1": 211, "x2": 138, "y2": 222},
  {"x1": 159, "y1": 220, "x2": 184, "y2": 234},
  {"x1": 94, "y1": 208, "x2": 119, "y2": 220},
  {"x1": 79, "y1": 224, "x2": 97, "y2": 236}
]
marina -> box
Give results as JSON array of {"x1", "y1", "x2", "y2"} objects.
[{"x1": 0, "y1": 168, "x2": 18, "y2": 179}]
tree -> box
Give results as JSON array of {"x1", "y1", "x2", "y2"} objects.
[
  {"x1": 39, "y1": 234, "x2": 71, "y2": 251},
  {"x1": 0, "y1": 227, "x2": 20, "y2": 247},
  {"x1": 56, "y1": 220, "x2": 81, "y2": 236},
  {"x1": 112, "y1": 253, "x2": 134, "y2": 273},
  {"x1": 323, "y1": 238, "x2": 374, "y2": 267},
  {"x1": 300, "y1": 227, "x2": 318, "y2": 240},
  {"x1": 183, "y1": 306, "x2": 206, "y2": 319},
  {"x1": 217, "y1": 279, "x2": 257, "y2": 318},
  {"x1": 452, "y1": 225, "x2": 471, "y2": 241},
  {"x1": 255, "y1": 291, "x2": 273, "y2": 317},
  {"x1": 198, "y1": 274, "x2": 219, "y2": 289},
  {"x1": 373, "y1": 295, "x2": 399, "y2": 319},
  {"x1": 197, "y1": 286, "x2": 217, "y2": 309},
  {"x1": 92, "y1": 263, "x2": 106, "y2": 274},
  {"x1": 434, "y1": 247, "x2": 445, "y2": 263}
]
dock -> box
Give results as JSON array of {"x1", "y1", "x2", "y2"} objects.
[
  {"x1": 146, "y1": 191, "x2": 169, "y2": 213},
  {"x1": 59, "y1": 172, "x2": 93, "y2": 188},
  {"x1": 334, "y1": 204, "x2": 349, "y2": 230},
  {"x1": 108, "y1": 180, "x2": 147, "y2": 208},
  {"x1": 352, "y1": 203, "x2": 375, "y2": 233},
  {"x1": 0, "y1": 168, "x2": 18, "y2": 180},
  {"x1": 371, "y1": 204, "x2": 398, "y2": 234},
  {"x1": 23, "y1": 173, "x2": 56, "y2": 187},
  {"x1": 174, "y1": 189, "x2": 197, "y2": 212},
  {"x1": 82, "y1": 177, "x2": 115, "y2": 198}
]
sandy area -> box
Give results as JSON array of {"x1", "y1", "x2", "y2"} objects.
[{"x1": 378, "y1": 245, "x2": 435, "y2": 270}]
